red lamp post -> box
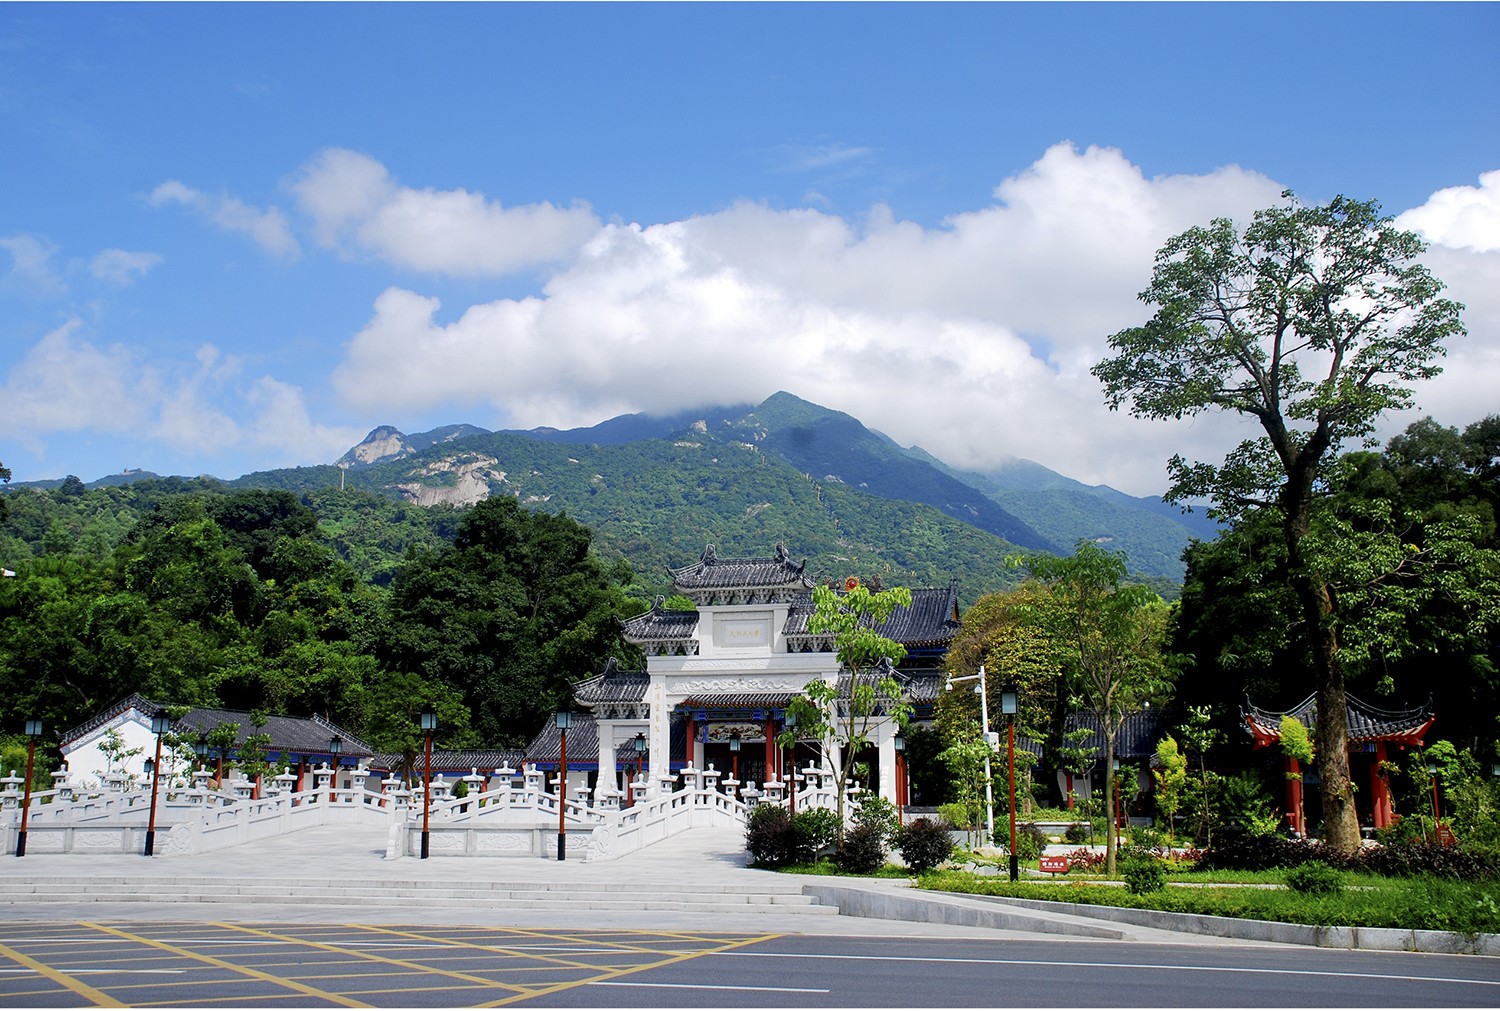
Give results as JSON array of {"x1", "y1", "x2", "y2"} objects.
[
  {"x1": 419, "y1": 711, "x2": 436, "y2": 859},
  {"x1": 555, "y1": 711, "x2": 573, "y2": 861},
  {"x1": 729, "y1": 732, "x2": 741, "y2": 790},
  {"x1": 1000, "y1": 684, "x2": 1019, "y2": 882},
  {"x1": 784, "y1": 710, "x2": 797, "y2": 815},
  {"x1": 893, "y1": 731, "x2": 906, "y2": 828},
  {"x1": 15, "y1": 719, "x2": 42, "y2": 857},
  {"x1": 144, "y1": 711, "x2": 169, "y2": 857},
  {"x1": 630, "y1": 732, "x2": 646, "y2": 807}
]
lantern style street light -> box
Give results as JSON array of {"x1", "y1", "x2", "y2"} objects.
[
  {"x1": 419, "y1": 710, "x2": 436, "y2": 859},
  {"x1": 1428, "y1": 760, "x2": 1441, "y2": 840},
  {"x1": 16, "y1": 718, "x2": 42, "y2": 857},
  {"x1": 1000, "y1": 684, "x2": 1019, "y2": 881},
  {"x1": 728, "y1": 732, "x2": 741, "y2": 788},
  {"x1": 945, "y1": 666, "x2": 996, "y2": 842},
  {"x1": 555, "y1": 711, "x2": 573, "y2": 861},
  {"x1": 144, "y1": 710, "x2": 170, "y2": 857}
]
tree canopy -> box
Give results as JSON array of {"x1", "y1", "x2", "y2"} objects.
[{"x1": 1094, "y1": 193, "x2": 1467, "y2": 852}]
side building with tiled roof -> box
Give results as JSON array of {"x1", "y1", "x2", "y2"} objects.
[{"x1": 532, "y1": 544, "x2": 959, "y2": 806}]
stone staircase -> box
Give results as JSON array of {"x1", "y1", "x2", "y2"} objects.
[{"x1": 0, "y1": 873, "x2": 836, "y2": 916}]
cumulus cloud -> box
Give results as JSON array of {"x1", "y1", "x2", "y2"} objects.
[
  {"x1": 0, "y1": 234, "x2": 68, "y2": 297},
  {"x1": 90, "y1": 248, "x2": 162, "y2": 286},
  {"x1": 331, "y1": 143, "x2": 1294, "y2": 494},
  {"x1": 1395, "y1": 170, "x2": 1500, "y2": 253},
  {"x1": 0, "y1": 321, "x2": 362, "y2": 473},
  {"x1": 149, "y1": 180, "x2": 300, "y2": 258},
  {"x1": 289, "y1": 147, "x2": 599, "y2": 276}
]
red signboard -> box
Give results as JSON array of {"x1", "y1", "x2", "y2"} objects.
[{"x1": 1039, "y1": 855, "x2": 1070, "y2": 874}]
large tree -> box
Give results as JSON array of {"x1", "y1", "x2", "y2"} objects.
[
  {"x1": 1024, "y1": 542, "x2": 1171, "y2": 874},
  {"x1": 1093, "y1": 194, "x2": 1466, "y2": 852}
]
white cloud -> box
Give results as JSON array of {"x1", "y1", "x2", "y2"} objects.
[
  {"x1": 149, "y1": 179, "x2": 300, "y2": 258},
  {"x1": 0, "y1": 234, "x2": 67, "y2": 297},
  {"x1": 1395, "y1": 170, "x2": 1500, "y2": 253},
  {"x1": 331, "y1": 143, "x2": 1293, "y2": 494},
  {"x1": 90, "y1": 248, "x2": 162, "y2": 286},
  {"x1": 0, "y1": 322, "x2": 360, "y2": 473},
  {"x1": 289, "y1": 147, "x2": 599, "y2": 276}
]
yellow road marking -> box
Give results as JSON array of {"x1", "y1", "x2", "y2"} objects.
[
  {"x1": 82, "y1": 923, "x2": 368, "y2": 1008},
  {"x1": 475, "y1": 931, "x2": 783, "y2": 1008},
  {"x1": 211, "y1": 923, "x2": 532, "y2": 996},
  {"x1": 349, "y1": 924, "x2": 627, "y2": 976},
  {"x1": 0, "y1": 938, "x2": 126, "y2": 1007}
]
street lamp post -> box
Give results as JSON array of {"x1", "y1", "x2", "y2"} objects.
[
  {"x1": 893, "y1": 731, "x2": 905, "y2": 828},
  {"x1": 144, "y1": 710, "x2": 169, "y2": 857},
  {"x1": 1001, "y1": 684, "x2": 1019, "y2": 881},
  {"x1": 328, "y1": 736, "x2": 342, "y2": 798},
  {"x1": 16, "y1": 719, "x2": 42, "y2": 857},
  {"x1": 1428, "y1": 760, "x2": 1441, "y2": 841},
  {"x1": 945, "y1": 666, "x2": 996, "y2": 843},
  {"x1": 419, "y1": 711, "x2": 436, "y2": 859},
  {"x1": 555, "y1": 712, "x2": 573, "y2": 861},
  {"x1": 784, "y1": 710, "x2": 797, "y2": 815}
]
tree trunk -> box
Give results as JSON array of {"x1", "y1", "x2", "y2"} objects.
[
  {"x1": 1103, "y1": 727, "x2": 1117, "y2": 876},
  {"x1": 1284, "y1": 498, "x2": 1361, "y2": 854}
]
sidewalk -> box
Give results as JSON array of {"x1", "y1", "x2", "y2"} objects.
[{"x1": 0, "y1": 824, "x2": 1271, "y2": 946}]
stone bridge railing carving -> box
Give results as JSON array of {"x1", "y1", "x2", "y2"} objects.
[{"x1": 1, "y1": 760, "x2": 850, "y2": 863}]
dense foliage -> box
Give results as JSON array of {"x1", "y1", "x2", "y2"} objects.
[{"x1": 0, "y1": 485, "x2": 637, "y2": 761}]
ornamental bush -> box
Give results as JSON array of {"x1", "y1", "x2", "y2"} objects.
[
  {"x1": 1008, "y1": 822, "x2": 1046, "y2": 860},
  {"x1": 853, "y1": 794, "x2": 900, "y2": 846},
  {"x1": 1123, "y1": 857, "x2": 1167, "y2": 895},
  {"x1": 899, "y1": 817, "x2": 956, "y2": 873},
  {"x1": 791, "y1": 808, "x2": 843, "y2": 862},
  {"x1": 835, "y1": 822, "x2": 888, "y2": 874},
  {"x1": 1284, "y1": 862, "x2": 1344, "y2": 896},
  {"x1": 745, "y1": 805, "x2": 796, "y2": 868}
]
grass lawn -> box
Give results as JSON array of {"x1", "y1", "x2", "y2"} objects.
[{"x1": 916, "y1": 869, "x2": 1500, "y2": 934}]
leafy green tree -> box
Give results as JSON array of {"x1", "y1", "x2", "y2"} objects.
[
  {"x1": 1023, "y1": 542, "x2": 1171, "y2": 873},
  {"x1": 782, "y1": 583, "x2": 914, "y2": 828},
  {"x1": 1093, "y1": 194, "x2": 1466, "y2": 853},
  {"x1": 380, "y1": 496, "x2": 637, "y2": 745},
  {"x1": 1179, "y1": 705, "x2": 1225, "y2": 846},
  {"x1": 0, "y1": 458, "x2": 10, "y2": 522},
  {"x1": 1153, "y1": 735, "x2": 1188, "y2": 839}
]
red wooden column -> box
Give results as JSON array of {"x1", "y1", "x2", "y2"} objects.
[
  {"x1": 764, "y1": 714, "x2": 776, "y2": 788},
  {"x1": 1286, "y1": 757, "x2": 1304, "y2": 836},
  {"x1": 1371, "y1": 741, "x2": 1394, "y2": 829}
]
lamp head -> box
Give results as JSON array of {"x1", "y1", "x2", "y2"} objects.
[
  {"x1": 555, "y1": 711, "x2": 573, "y2": 731},
  {"x1": 419, "y1": 709, "x2": 438, "y2": 733},
  {"x1": 23, "y1": 718, "x2": 42, "y2": 737},
  {"x1": 893, "y1": 732, "x2": 904, "y2": 752},
  {"x1": 1000, "y1": 684, "x2": 1018, "y2": 715},
  {"x1": 728, "y1": 733, "x2": 740, "y2": 753},
  {"x1": 633, "y1": 732, "x2": 647, "y2": 755}
]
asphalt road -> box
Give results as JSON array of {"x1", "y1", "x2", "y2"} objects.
[{"x1": 3, "y1": 922, "x2": 1499, "y2": 1008}]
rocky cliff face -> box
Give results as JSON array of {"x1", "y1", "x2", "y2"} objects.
[
  {"x1": 341, "y1": 426, "x2": 413, "y2": 467},
  {"x1": 394, "y1": 454, "x2": 505, "y2": 507}
]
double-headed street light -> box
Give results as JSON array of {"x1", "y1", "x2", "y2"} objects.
[
  {"x1": 144, "y1": 710, "x2": 169, "y2": 857},
  {"x1": 945, "y1": 666, "x2": 996, "y2": 843},
  {"x1": 555, "y1": 711, "x2": 573, "y2": 861},
  {"x1": 419, "y1": 710, "x2": 436, "y2": 859},
  {"x1": 1000, "y1": 684, "x2": 1019, "y2": 882},
  {"x1": 16, "y1": 719, "x2": 42, "y2": 857}
]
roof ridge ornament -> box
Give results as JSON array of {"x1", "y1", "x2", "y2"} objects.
[{"x1": 702, "y1": 544, "x2": 717, "y2": 564}]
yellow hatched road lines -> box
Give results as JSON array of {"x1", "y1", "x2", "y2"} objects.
[
  {"x1": 81, "y1": 923, "x2": 369, "y2": 1008},
  {"x1": 0, "y1": 938, "x2": 126, "y2": 1007}
]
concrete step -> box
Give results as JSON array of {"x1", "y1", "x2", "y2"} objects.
[{"x1": 0, "y1": 892, "x2": 839, "y2": 914}]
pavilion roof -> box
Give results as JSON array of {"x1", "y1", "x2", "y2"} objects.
[
  {"x1": 60, "y1": 694, "x2": 373, "y2": 759},
  {"x1": 1242, "y1": 694, "x2": 1435, "y2": 748},
  {"x1": 572, "y1": 657, "x2": 650, "y2": 704},
  {"x1": 618, "y1": 598, "x2": 699, "y2": 642},
  {"x1": 368, "y1": 749, "x2": 526, "y2": 775},
  {"x1": 669, "y1": 543, "x2": 814, "y2": 593},
  {"x1": 784, "y1": 581, "x2": 960, "y2": 649}
]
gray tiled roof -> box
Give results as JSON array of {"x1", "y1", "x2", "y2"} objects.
[
  {"x1": 62, "y1": 695, "x2": 371, "y2": 758},
  {"x1": 369, "y1": 750, "x2": 526, "y2": 774},
  {"x1": 783, "y1": 582, "x2": 960, "y2": 649},
  {"x1": 524, "y1": 714, "x2": 689, "y2": 767},
  {"x1": 619, "y1": 597, "x2": 699, "y2": 641},
  {"x1": 573, "y1": 657, "x2": 650, "y2": 704},
  {"x1": 1242, "y1": 694, "x2": 1435, "y2": 745},
  {"x1": 1059, "y1": 708, "x2": 1173, "y2": 763},
  {"x1": 670, "y1": 543, "x2": 814, "y2": 592}
]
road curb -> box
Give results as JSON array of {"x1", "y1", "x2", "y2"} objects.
[
  {"x1": 802, "y1": 883, "x2": 1125, "y2": 939},
  {"x1": 945, "y1": 892, "x2": 1500, "y2": 955}
]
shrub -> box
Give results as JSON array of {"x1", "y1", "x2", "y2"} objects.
[
  {"x1": 745, "y1": 805, "x2": 796, "y2": 867},
  {"x1": 1066, "y1": 848, "x2": 1107, "y2": 873},
  {"x1": 1007, "y1": 822, "x2": 1045, "y2": 860},
  {"x1": 1193, "y1": 829, "x2": 1321, "y2": 872},
  {"x1": 791, "y1": 808, "x2": 842, "y2": 862},
  {"x1": 1123, "y1": 857, "x2": 1167, "y2": 895},
  {"x1": 1064, "y1": 823, "x2": 1091, "y2": 845},
  {"x1": 1351, "y1": 842, "x2": 1500, "y2": 881},
  {"x1": 853, "y1": 794, "x2": 899, "y2": 846},
  {"x1": 938, "y1": 802, "x2": 974, "y2": 830},
  {"x1": 1285, "y1": 862, "x2": 1344, "y2": 896},
  {"x1": 835, "y1": 822, "x2": 888, "y2": 874},
  {"x1": 899, "y1": 817, "x2": 956, "y2": 873}
]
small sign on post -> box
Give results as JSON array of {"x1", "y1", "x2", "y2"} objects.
[{"x1": 1039, "y1": 855, "x2": 1070, "y2": 874}]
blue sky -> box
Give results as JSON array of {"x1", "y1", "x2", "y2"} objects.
[{"x1": 3, "y1": 3, "x2": 1498, "y2": 495}]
